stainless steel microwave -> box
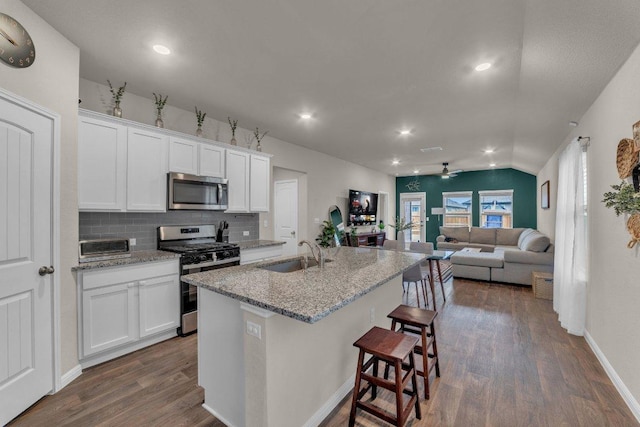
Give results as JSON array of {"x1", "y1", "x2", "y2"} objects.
[{"x1": 168, "y1": 172, "x2": 228, "y2": 210}]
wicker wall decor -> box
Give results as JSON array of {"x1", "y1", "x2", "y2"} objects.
[
  {"x1": 616, "y1": 138, "x2": 637, "y2": 179},
  {"x1": 627, "y1": 213, "x2": 640, "y2": 248}
]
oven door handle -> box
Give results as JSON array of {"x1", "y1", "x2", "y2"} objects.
[{"x1": 182, "y1": 257, "x2": 240, "y2": 270}]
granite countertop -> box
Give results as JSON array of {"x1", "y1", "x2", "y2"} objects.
[
  {"x1": 72, "y1": 250, "x2": 180, "y2": 271},
  {"x1": 236, "y1": 240, "x2": 285, "y2": 250},
  {"x1": 182, "y1": 246, "x2": 425, "y2": 323}
]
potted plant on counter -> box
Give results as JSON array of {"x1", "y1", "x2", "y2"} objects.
[{"x1": 389, "y1": 217, "x2": 415, "y2": 249}]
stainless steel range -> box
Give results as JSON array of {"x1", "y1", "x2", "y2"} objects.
[{"x1": 157, "y1": 224, "x2": 240, "y2": 336}]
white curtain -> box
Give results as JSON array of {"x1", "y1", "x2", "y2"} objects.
[{"x1": 553, "y1": 139, "x2": 588, "y2": 335}]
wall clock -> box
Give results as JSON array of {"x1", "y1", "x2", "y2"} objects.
[{"x1": 0, "y1": 13, "x2": 36, "y2": 68}]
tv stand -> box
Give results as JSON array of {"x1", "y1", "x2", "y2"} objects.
[{"x1": 347, "y1": 231, "x2": 385, "y2": 247}]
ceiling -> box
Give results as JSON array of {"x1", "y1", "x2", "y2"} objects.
[{"x1": 23, "y1": 0, "x2": 640, "y2": 176}]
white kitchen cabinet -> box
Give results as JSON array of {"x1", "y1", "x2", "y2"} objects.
[
  {"x1": 77, "y1": 259, "x2": 180, "y2": 368},
  {"x1": 77, "y1": 115, "x2": 127, "y2": 211},
  {"x1": 250, "y1": 154, "x2": 270, "y2": 212},
  {"x1": 138, "y1": 275, "x2": 180, "y2": 338},
  {"x1": 82, "y1": 282, "x2": 137, "y2": 357},
  {"x1": 240, "y1": 245, "x2": 283, "y2": 265},
  {"x1": 168, "y1": 137, "x2": 199, "y2": 175},
  {"x1": 169, "y1": 137, "x2": 225, "y2": 178},
  {"x1": 127, "y1": 127, "x2": 168, "y2": 211},
  {"x1": 226, "y1": 150, "x2": 250, "y2": 212},
  {"x1": 199, "y1": 144, "x2": 226, "y2": 178}
]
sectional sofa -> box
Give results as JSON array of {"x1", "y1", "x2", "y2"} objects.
[{"x1": 436, "y1": 227, "x2": 554, "y2": 286}]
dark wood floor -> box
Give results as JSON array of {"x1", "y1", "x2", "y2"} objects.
[{"x1": 10, "y1": 275, "x2": 639, "y2": 426}]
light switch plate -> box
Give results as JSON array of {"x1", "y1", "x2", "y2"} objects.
[
  {"x1": 130, "y1": 238, "x2": 136, "y2": 246},
  {"x1": 246, "y1": 321, "x2": 261, "y2": 339},
  {"x1": 243, "y1": 231, "x2": 250, "y2": 236}
]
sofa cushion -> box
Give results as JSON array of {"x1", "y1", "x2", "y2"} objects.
[
  {"x1": 517, "y1": 228, "x2": 535, "y2": 248},
  {"x1": 519, "y1": 230, "x2": 550, "y2": 252},
  {"x1": 439, "y1": 226, "x2": 470, "y2": 243},
  {"x1": 470, "y1": 227, "x2": 496, "y2": 245},
  {"x1": 496, "y1": 228, "x2": 525, "y2": 246}
]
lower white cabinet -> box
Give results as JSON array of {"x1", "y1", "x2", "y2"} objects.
[
  {"x1": 77, "y1": 259, "x2": 180, "y2": 368},
  {"x1": 240, "y1": 245, "x2": 284, "y2": 265}
]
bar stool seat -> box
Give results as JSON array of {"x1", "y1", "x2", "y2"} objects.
[
  {"x1": 349, "y1": 326, "x2": 422, "y2": 427},
  {"x1": 387, "y1": 304, "x2": 440, "y2": 399}
]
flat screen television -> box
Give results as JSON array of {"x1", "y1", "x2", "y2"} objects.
[{"x1": 347, "y1": 189, "x2": 378, "y2": 226}]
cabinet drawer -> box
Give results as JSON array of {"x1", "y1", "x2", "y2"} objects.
[{"x1": 82, "y1": 260, "x2": 179, "y2": 290}]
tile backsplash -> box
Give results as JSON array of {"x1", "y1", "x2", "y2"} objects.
[{"x1": 79, "y1": 211, "x2": 259, "y2": 251}]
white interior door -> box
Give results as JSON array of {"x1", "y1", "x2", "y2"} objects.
[
  {"x1": 399, "y1": 192, "x2": 426, "y2": 242},
  {"x1": 274, "y1": 180, "x2": 298, "y2": 256},
  {"x1": 0, "y1": 93, "x2": 54, "y2": 425}
]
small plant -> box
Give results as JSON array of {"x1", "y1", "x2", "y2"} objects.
[
  {"x1": 253, "y1": 127, "x2": 268, "y2": 144},
  {"x1": 378, "y1": 220, "x2": 385, "y2": 231},
  {"x1": 389, "y1": 216, "x2": 415, "y2": 232},
  {"x1": 195, "y1": 107, "x2": 206, "y2": 127},
  {"x1": 107, "y1": 80, "x2": 126, "y2": 105},
  {"x1": 602, "y1": 181, "x2": 640, "y2": 216},
  {"x1": 153, "y1": 93, "x2": 168, "y2": 114},
  {"x1": 316, "y1": 220, "x2": 337, "y2": 248},
  {"x1": 228, "y1": 117, "x2": 238, "y2": 138}
]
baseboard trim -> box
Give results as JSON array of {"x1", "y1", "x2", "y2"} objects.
[
  {"x1": 59, "y1": 364, "x2": 82, "y2": 391},
  {"x1": 584, "y1": 330, "x2": 640, "y2": 423},
  {"x1": 303, "y1": 374, "x2": 355, "y2": 427},
  {"x1": 202, "y1": 403, "x2": 237, "y2": 427}
]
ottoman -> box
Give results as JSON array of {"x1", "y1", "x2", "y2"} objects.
[{"x1": 450, "y1": 251, "x2": 504, "y2": 281}]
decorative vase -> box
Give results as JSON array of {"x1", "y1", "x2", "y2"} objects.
[
  {"x1": 256, "y1": 141, "x2": 262, "y2": 152},
  {"x1": 196, "y1": 125, "x2": 203, "y2": 137},
  {"x1": 397, "y1": 230, "x2": 406, "y2": 250},
  {"x1": 155, "y1": 112, "x2": 164, "y2": 128},
  {"x1": 230, "y1": 136, "x2": 237, "y2": 146},
  {"x1": 113, "y1": 103, "x2": 122, "y2": 118}
]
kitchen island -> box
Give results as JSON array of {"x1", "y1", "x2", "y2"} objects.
[{"x1": 182, "y1": 246, "x2": 425, "y2": 427}]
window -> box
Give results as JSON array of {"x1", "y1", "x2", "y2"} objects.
[
  {"x1": 479, "y1": 190, "x2": 513, "y2": 228},
  {"x1": 442, "y1": 191, "x2": 472, "y2": 228}
]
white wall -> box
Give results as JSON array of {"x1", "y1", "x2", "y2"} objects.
[
  {"x1": 537, "y1": 43, "x2": 640, "y2": 416},
  {"x1": 78, "y1": 78, "x2": 396, "y2": 244},
  {"x1": 0, "y1": 0, "x2": 80, "y2": 375}
]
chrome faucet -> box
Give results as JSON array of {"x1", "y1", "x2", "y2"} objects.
[{"x1": 298, "y1": 240, "x2": 325, "y2": 269}]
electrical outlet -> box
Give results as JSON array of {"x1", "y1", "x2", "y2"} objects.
[
  {"x1": 243, "y1": 231, "x2": 250, "y2": 236},
  {"x1": 369, "y1": 307, "x2": 375, "y2": 323},
  {"x1": 130, "y1": 238, "x2": 136, "y2": 246},
  {"x1": 246, "y1": 321, "x2": 261, "y2": 339}
]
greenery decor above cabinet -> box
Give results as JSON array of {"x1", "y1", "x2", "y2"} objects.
[{"x1": 78, "y1": 109, "x2": 272, "y2": 213}]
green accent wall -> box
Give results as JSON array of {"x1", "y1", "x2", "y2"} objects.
[{"x1": 395, "y1": 168, "x2": 537, "y2": 244}]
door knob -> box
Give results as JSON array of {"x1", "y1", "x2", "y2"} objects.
[
  {"x1": 38, "y1": 266, "x2": 55, "y2": 276},
  {"x1": 291, "y1": 230, "x2": 296, "y2": 236}
]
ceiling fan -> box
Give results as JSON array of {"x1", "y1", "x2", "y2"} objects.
[{"x1": 440, "y1": 162, "x2": 463, "y2": 178}]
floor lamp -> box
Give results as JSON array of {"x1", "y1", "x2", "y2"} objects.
[{"x1": 431, "y1": 207, "x2": 445, "y2": 227}]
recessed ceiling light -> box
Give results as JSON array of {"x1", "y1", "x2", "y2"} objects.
[
  {"x1": 153, "y1": 44, "x2": 171, "y2": 55},
  {"x1": 392, "y1": 160, "x2": 399, "y2": 165},
  {"x1": 413, "y1": 169, "x2": 419, "y2": 174},
  {"x1": 475, "y1": 62, "x2": 492, "y2": 71},
  {"x1": 484, "y1": 148, "x2": 494, "y2": 154},
  {"x1": 400, "y1": 129, "x2": 411, "y2": 136},
  {"x1": 490, "y1": 163, "x2": 496, "y2": 167},
  {"x1": 569, "y1": 121, "x2": 579, "y2": 127},
  {"x1": 300, "y1": 113, "x2": 312, "y2": 119}
]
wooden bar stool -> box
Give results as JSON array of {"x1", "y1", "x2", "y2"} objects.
[
  {"x1": 386, "y1": 304, "x2": 440, "y2": 399},
  {"x1": 349, "y1": 326, "x2": 422, "y2": 427}
]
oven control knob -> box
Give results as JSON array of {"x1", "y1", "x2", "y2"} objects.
[{"x1": 198, "y1": 254, "x2": 208, "y2": 262}]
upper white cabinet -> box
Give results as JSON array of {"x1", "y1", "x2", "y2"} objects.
[
  {"x1": 78, "y1": 109, "x2": 270, "y2": 213},
  {"x1": 225, "y1": 150, "x2": 271, "y2": 213},
  {"x1": 168, "y1": 137, "x2": 225, "y2": 178},
  {"x1": 199, "y1": 144, "x2": 225, "y2": 178},
  {"x1": 250, "y1": 154, "x2": 270, "y2": 212},
  {"x1": 127, "y1": 128, "x2": 168, "y2": 212},
  {"x1": 226, "y1": 150, "x2": 250, "y2": 212},
  {"x1": 78, "y1": 116, "x2": 127, "y2": 211},
  {"x1": 168, "y1": 137, "x2": 198, "y2": 175}
]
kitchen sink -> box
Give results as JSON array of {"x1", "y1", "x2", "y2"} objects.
[{"x1": 260, "y1": 257, "x2": 331, "y2": 273}]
